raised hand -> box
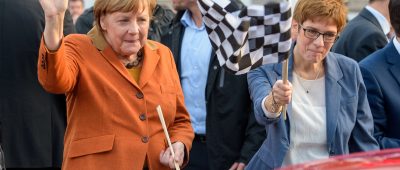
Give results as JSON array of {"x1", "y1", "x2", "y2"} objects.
[{"x1": 39, "y1": 0, "x2": 68, "y2": 18}]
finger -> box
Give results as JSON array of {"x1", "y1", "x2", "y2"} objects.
[
  {"x1": 237, "y1": 163, "x2": 246, "y2": 170},
  {"x1": 169, "y1": 155, "x2": 176, "y2": 169},
  {"x1": 229, "y1": 162, "x2": 238, "y2": 170},
  {"x1": 159, "y1": 150, "x2": 169, "y2": 166}
]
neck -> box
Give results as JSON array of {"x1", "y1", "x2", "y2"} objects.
[
  {"x1": 293, "y1": 50, "x2": 324, "y2": 80},
  {"x1": 369, "y1": 1, "x2": 390, "y2": 22},
  {"x1": 188, "y1": 3, "x2": 203, "y2": 28}
]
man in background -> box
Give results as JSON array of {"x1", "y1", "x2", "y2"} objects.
[
  {"x1": 0, "y1": 0, "x2": 74, "y2": 168},
  {"x1": 359, "y1": 0, "x2": 400, "y2": 149},
  {"x1": 68, "y1": 0, "x2": 84, "y2": 24},
  {"x1": 162, "y1": 0, "x2": 265, "y2": 169},
  {"x1": 332, "y1": 0, "x2": 391, "y2": 62}
]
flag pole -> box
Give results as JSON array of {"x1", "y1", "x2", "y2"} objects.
[
  {"x1": 156, "y1": 105, "x2": 181, "y2": 170},
  {"x1": 281, "y1": 59, "x2": 289, "y2": 120},
  {"x1": 281, "y1": 0, "x2": 291, "y2": 120}
]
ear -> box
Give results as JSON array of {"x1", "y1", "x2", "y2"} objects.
[
  {"x1": 100, "y1": 16, "x2": 107, "y2": 31},
  {"x1": 291, "y1": 20, "x2": 299, "y2": 30},
  {"x1": 291, "y1": 20, "x2": 299, "y2": 40}
]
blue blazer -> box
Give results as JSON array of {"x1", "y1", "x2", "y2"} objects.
[
  {"x1": 360, "y1": 40, "x2": 400, "y2": 149},
  {"x1": 246, "y1": 52, "x2": 379, "y2": 169}
]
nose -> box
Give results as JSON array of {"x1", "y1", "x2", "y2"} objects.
[
  {"x1": 128, "y1": 21, "x2": 139, "y2": 34},
  {"x1": 312, "y1": 34, "x2": 325, "y2": 47}
]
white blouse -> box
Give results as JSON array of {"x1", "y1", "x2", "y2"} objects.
[{"x1": 281, "y1": 72, "x2": 328, "y2": 166}]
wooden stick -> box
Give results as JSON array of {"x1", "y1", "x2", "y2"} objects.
[
  {"x1": 156, "y1": 105, "x2": 181, "y2": 170},
  {"x1": 282, "y1": 59, "x2": 289, "y2": 120}
]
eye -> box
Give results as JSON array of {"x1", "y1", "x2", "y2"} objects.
[
  {"x1": 324, "y1": 32, "x2": 337, "y2": 38},
  {"x1": 118, "y1": 19, "x2": 129, "y2": 23},
  {"x1": 138, "y1": 17, "x2": 148, "y2": 23},
  {"x1": 306, "y1": 29, "x2": 319, "y2": 36}
]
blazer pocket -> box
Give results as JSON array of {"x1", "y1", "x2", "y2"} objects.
[{"x1": 69, "y1": 134, "x2": 115, "y2": 158}]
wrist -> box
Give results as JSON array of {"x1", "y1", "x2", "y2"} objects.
[{"x1": 265, "y1": 92, "x2": 282, "y2": 113}]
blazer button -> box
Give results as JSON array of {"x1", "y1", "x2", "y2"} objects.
[
  {"x1": 136, "y1": 92, "x2": 144, "y2": 99},
  {"x1": 139, "y1": 113, "x2": 146, "y2": 121},
  {"x1": 142, "y1": 136, "x2": 149, "y2": 143}
]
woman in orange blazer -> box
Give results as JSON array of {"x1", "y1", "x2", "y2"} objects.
[{"x1": 37, "y1": 0, "x2": 194, "y2": 169}]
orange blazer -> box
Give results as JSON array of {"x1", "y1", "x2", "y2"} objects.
[{"x1": 37, "y1": 28, "x2": 194, "y2": 170}]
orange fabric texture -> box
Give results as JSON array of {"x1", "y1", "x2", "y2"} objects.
[{"x1": 37, "y1": 30, "x2": 194, "y2": 170}]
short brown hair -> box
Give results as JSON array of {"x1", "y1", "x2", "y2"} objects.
[
  {"x1": 94, "y1": 0, "x2": 156, "y2": 32},
  {"x1": 293, "y1": 0, "x2": 347, "y2": 33}
]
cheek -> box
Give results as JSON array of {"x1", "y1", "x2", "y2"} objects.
[{"x1": 139, "y1": 24, "x2": 149, "y2": 38}]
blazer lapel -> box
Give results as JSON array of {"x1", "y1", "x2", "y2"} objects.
[
  {"x1": 139, "y1": 41, "x2": 160, "y2": 88},
  {"x1": 385, "y1": 43, "x2": 400, "y2": 87},
  {"x1": 324, "y1": 53, "x2": 343, "y2": 146},
  {"x1": 87, "y1": 28, "x2": 139, "y2": 88},
  {"x1": 100, "y1": 46, "x2": 140, "y2": 88},
  {"x1": 359, "y1": 8, "x2": 383, "y2": 32}
]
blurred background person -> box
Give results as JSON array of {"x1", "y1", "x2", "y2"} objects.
[
  {"x1": 332, "y1": 0, "x2": 391, "y2": 62},
  {"x1": 68, "y1": 0, "x2": 84, "y2": 24},
  {"x1": 162, "y1": 0, "x2": 265, "y2": 170},
  {"x1": 246, "y1": 0, "x2": 379, "y2": 169},
  {"x1": 75, "y1": 4, "x2": 174, "y2": 42},
  {"x1": 38, "y1": 0, "x2": 193, "y2": 169},
  {"x1": 0, "y1": 0, "x2": 74, "y2": 168},
  {"x1": 359, "y1": 0, "x2": 400, "y2": 149}
]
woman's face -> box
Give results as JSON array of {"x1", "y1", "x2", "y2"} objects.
[
  {"x1": 100, "y1": 7, "x2": 149, "y2": 58},
  {"x1": 293, "y1": 18, "x2": 338, "y2": 64}
]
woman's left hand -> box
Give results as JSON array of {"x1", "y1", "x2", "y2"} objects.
[{"x1": 159, "y1": 141, "x2": 185, "y2": 169}]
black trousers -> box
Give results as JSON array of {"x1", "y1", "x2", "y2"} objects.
[{"x1": 184, "y1": 135, "x2": 209, "y2": 170}]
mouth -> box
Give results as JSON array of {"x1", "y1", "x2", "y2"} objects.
[
  {"x1": 124, "y1": 40, "x2": 139, "y2": 43},
  {"x1": 309, "y1": 50, "x2": 323, "y2": 54}
]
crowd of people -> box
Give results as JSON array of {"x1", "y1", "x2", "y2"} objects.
[{"x1": 0, "y1": 0, "x2": 399, "y2": 169}]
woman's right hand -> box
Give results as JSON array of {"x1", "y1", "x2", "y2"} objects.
[
  {"x1": 39, "y1": 0, "x2": 68, "y2": 50},
  {"x1": 39, "y1": 0, "x2": 68, "y2": 18},
  {"x1": 272, "y1": 80, "x2": 292, "y2": 105}
]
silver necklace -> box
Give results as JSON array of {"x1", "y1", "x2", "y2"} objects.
[{"x1": 295, "y1": 66, "x2": 321, "y2": 94}]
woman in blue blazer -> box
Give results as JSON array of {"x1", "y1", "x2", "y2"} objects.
[{"x1": 246, "y1": 0, "x2": 379, "y2": 169}]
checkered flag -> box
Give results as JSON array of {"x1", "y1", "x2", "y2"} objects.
[{"x1": 198, "y1": 0, "x2": 292, "y2": 75}]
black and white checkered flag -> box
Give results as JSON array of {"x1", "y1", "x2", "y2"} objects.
[{"x1": 198, "y1": 0, "x2": 292, "y2": 75}]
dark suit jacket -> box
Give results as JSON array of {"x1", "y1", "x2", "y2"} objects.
[
  {"x1": 246, "y1": 52, "x2": 379, "y2": 169},
  {"x1": 0, "y1": 0, "x2": 74, "y2": 168},
  {"x1": 360, "y1": 40, "x2": 400, "y2": 149},
  {"x1": 332, "y1": 8, "x2": 388, "y2": 62},
  {"x1": 161, "y1": 11, "x2": 265, "y2": 170}
]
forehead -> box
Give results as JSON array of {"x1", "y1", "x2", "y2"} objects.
[
  {"x1": 106, "y1": 8, "x2": 149, "y2": 18},
  {"x1": 302, "y1": 17, "x2": 338, "y2": 33}
]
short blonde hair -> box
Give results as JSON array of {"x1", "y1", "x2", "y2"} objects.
[
  {"x1": 293, "y1": 0, "x2": 347, "y2": 33},
  {"x1": 94, "y1": 0, "x2": 156, "y2": 32}
]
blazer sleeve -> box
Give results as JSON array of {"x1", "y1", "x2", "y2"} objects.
[
  {"x1": 348, "y1": 66, "x2": 380, "y2": 152},
  {"x1": 360, "y1": 66, "x2": 400, "y2": 149},
  {"x1": 247, "y1": 66, "x2": 281, "y2": 127},
  {"x1": 165, "y1": 49, "x2": 194, "y2": 167},
  {"x1": 37, "y1": 37, "x2": 80, "y2": 94}
]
